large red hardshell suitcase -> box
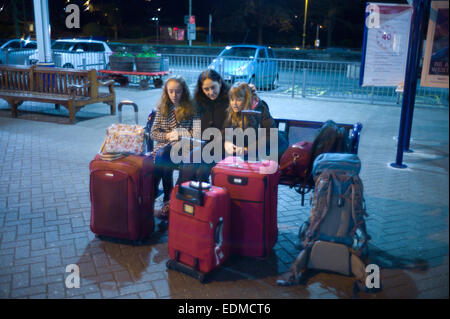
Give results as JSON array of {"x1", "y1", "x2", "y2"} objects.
[
  {"x1": 167, "y1": 181, "x2": 231, "y2": 282},
  {"x1": 212, "y1": 157, "x2": 280, "y2": 258},
  {"x1": 89, "y1": 154, "x2": 155, "y2": 242}
]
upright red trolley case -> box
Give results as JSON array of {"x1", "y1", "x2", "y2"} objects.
[
  {"x1": 212, "y1": 157, "x2": 281, "y2": 258},
  {"x1": 89, "y1": 154, "x2": 155, "y2": 242},
  {"x1": 166, "y1": 181, "x2": 231, "y2": 282}
]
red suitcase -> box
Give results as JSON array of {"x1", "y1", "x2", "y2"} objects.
[
  {"x1": 89, "y1": 154, "x2": 155, "y2": 242},
  {"x1": 212, "y1": 156, "x2": 281, "y2": 258},
  {"x1": 166, "y1": 181, "x2": 231, "y2": 282}
]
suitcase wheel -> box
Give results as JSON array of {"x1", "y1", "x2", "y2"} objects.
[
  {"x1": 166, "y1": 259, "x2": 207, "y2": 283},
  {"x1": 197, "y1": 273, "x2": 206, "y2": 283}
]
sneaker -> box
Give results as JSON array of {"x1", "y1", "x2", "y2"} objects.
[
  {"x1": 155, "y1": 201, "x2": 170, "y2": 221},
  {"x1": 276, "y1": 269, "x2": 299, "y2": 286}
]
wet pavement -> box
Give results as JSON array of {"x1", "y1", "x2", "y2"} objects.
[{"x1": 0, "y1": 85, "x2": 448, "y2": 299}]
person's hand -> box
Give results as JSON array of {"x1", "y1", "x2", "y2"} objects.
[
  {"x1": 248, "y1": 83, "x2": 257, "y2": 95},
  {"x1": 235, "y1": 146, "x2": 245, "y2": 156},
  {"x1": 166, "y1": 130, "x2": 179, "y2": 142},
  {"x1": 224, "y1": 140, "x2": 236, "y2": 155}
]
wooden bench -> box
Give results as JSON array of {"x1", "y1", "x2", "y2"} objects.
[
  {"x1": 274, "y1": 118, "x2": 363, "y2": 205},
  {"x1": 0, "y1": 64, "x2": 116, "y2": 124}
]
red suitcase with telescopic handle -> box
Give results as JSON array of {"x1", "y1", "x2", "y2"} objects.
[
  {"x1": 212, "y1": 157, "x2": 280, "y2": 258},
  {"x1": 166, "y1": 181, "x2": 231, "y2": 283}
]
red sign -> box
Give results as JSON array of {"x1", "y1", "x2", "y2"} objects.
[{"x1": 189, "y1": 16, "x2": 195, "y2": 24}]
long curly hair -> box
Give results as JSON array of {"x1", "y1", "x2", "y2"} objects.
[
  {"x1": 194, "y1": 69, "x2": 229, "y2": 112},
  {"x1": 226, "y1": 82, "x2": 253, "y2": 129},
  {"x1": 157, "y1": 75, "x2": 196, "y2": 122}
]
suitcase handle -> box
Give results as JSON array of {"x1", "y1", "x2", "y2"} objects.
[
  {"x1": 176, "y1": 184, "x2": 205, "y2": 206},
  {"x1": 118, "y1": 100, "x2": 139, "y2": 124},
  {"x1": 214, "y1": 218, "x2": 225, "y2": 265},
  {"x1": 214, "y1": 217, "x2": 224, "y2": 245}
]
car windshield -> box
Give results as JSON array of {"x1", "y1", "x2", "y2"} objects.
[
  {"x1": 52, "y1": 42, "x2": 74, "y2": 50},
  {"x1": 220, "y1": 47, "x2": 257, "y2": 58}
]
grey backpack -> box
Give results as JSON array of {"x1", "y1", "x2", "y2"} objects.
[{"x1": 278, "y1": 153, "x2": 375, "y2": 293}]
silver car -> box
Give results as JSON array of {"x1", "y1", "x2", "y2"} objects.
[{"x1": 209, "y1": 45, "x2": 279, "y2": 90}]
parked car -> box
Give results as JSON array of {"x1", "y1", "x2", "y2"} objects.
[
  {"x1": 29, "y1": 39, "x2": 113, "y2": 70},
  {"x1": 0, "y1": 38, "x2": 37, "y2": 64},
  {"x1": 208, "y1": 45, "x2": 279, "y2": 89}
]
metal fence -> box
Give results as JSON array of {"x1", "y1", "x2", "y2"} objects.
[
  {"x1": 161, "y1": 53, "x2": 448, "y2": 108},
  {"x1": 1, "y1": 49, "x2": 448, "y2": 107},
  {"x1": 0, "y1": 48, "x2": 36, "y2": 65}
]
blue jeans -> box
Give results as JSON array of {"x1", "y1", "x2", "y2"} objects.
[{"x1": 177, "y1": 143, "x2": 225, "y2": 184}]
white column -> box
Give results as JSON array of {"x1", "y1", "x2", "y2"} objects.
[{"x1": 33, "y1": 0, "x2": 52, "y2": 64}]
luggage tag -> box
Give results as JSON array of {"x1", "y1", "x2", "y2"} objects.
[{"x1": 227, "y1": 175, "x2": 248, "y2": 186}]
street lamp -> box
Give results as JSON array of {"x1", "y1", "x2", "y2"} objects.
[
  {"x1": 302, "y1": 0, "x2": 309, "y2": 49},
  {"x1": 315, "y1": 24, "x2": 322, "y2": 48},
  {"x1": 151, "y1": 16, "x2": 159, "y2": 44}
]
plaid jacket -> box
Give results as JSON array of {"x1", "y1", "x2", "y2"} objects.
[{"x1": 150, "y1": 104, "x2": 201, "y2": 156}]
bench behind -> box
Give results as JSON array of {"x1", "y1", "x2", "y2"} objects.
[
  {"x1": 0, "y1": 64, "x2": 116, "y2": 123},
  {"x1": 274, "y1": 118, "x2": 363, "y2": 205},
  {"x1": 0, "y1": 65, "x2": 97, "y2": 97}
]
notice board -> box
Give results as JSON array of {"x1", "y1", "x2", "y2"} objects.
[
  {"x1": 420, "y1": 1, "x2": 449, "y2": 88},
  {"x1": 360, "y1": 3, "x2": 413, "y2": 87}
]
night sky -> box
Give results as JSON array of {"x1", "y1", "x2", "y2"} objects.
[{"x1": 0, "y1": 0, "x2": 410, "y2": 48}]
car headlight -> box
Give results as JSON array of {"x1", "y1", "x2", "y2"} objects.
[{"x1": 208, "y1": 58, "x2": 218, "y2": 70}]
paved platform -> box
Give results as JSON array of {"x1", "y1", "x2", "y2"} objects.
[{"x1": 0, "y1": 86, "x2": 448, "y2": 299}]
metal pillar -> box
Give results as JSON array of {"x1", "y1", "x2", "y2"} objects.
[
  {"x1": 33, "y1": 0, "x2": 53, "y2": 65},
  {"x1": 391, "y1": 0, "x2": 427, "y2": 168},
  {"x1": 403, "y1": 0, "x2": 431, "y2": 152}
]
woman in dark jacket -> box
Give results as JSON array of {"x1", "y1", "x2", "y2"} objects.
[{"x1": 177, "y1": 69, "x2": 230, "y2": 183}]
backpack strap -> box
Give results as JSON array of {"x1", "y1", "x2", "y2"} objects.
[{"x1": 349, "y1": 177, "x2": 371, "y2": 257}]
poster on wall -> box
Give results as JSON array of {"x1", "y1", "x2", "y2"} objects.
[
  {"x1": 420, "y1": 1, "x2": 449, "y2": 88},
  {"x1": 360, "y1": 3, "x2": 413, "y2": 87}
]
